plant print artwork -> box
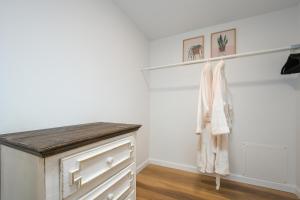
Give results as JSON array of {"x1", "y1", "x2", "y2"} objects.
[
  {"x1": 218, "y1": 34, "x2": 228, "y2": 52},
  {"x1": 183, "y1": 36, "x2": 204, "y2": 62},
  {"x1": 211, "y1": 29, "x2": 236, "y2": 58}
]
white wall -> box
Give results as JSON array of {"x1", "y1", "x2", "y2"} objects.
[
  {"x1": 298, "y1": 3, "x2": 300, "y2": 36},
  {"x1": 296, "y1": 77, "x2": 300, "y2": 196},
  {"x1": 0, "y1": 0, "x2": 150, "y2": 166},
  {"x1": 296, "y1": 2, "x2": 300, "y2": 197},
  {"x1": 149, "y1": 7, "x2": 299, "y2": 191}
]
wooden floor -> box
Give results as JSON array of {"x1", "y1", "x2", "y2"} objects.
[{"x1": 136, "y1": 165, "x2": 299, "y2": 200}]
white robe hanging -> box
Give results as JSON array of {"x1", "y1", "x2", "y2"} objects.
[
  {"x1": 196, "y1": 60, "x2": 233, "y2": 176},
  {"x1": 212, "y1": 60, "x2": 233, "y2": 175},
  {"x1": 196, "y1": 63, "x2": 213, "y2": 134},
  {"x1": 196, "y1": 63, "x2": 216, "y2": 174},
  {"x1": 211, "y1": 60, "x2": 233, "y2": 135}
]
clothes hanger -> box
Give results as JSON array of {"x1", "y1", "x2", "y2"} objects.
[
  {"x1": 207, "y1": 57, "x2": 211, "y2": 65},
  {"x1": 281, "y1": 45, "x2": 300, "y2": 75},
  {"x1": 281, "y1": 53, "x2": 300, "y2": 74}
]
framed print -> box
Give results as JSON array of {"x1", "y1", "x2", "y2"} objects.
[
  {"x1": 211, "y1": 28, "x2": 236, "y2": 58},
  {"x1": 183, "y1": 36, "x2": 204, "y2": 62}
]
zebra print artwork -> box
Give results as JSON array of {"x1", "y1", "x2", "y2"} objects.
[{"x1": 183, "y1": 36, "x2": 204, "y2": 62}]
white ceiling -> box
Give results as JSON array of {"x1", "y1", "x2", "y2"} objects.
[{"x1": 113, "y1": 0, "x2": 300, "y2": 40}]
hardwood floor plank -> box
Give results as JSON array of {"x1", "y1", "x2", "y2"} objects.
[{"x1": 137, "y1": 165, "x2": 299, "y2": 200}]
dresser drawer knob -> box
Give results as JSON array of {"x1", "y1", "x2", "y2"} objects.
[
  {"x1": 107, "y1": 193, "x2": 114, "y2": 200},
  {"x1": 106, "y1": 157, "x2": 114, "y2": 165}
]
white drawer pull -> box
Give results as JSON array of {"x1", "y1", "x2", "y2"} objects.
[
  {"x1": 106, "y1": 157, "x2": 114, "y2": 165},
  {"x1": 107, "y1": 193, "x2": 114, "y2": 200}
]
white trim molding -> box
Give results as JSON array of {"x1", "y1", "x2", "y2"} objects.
[
  {"x1": 226, "y1": 173, "x2": 296, "y2": 194},
  {"x1": 149, "y1": 158, "x2": 198, "y2": 173},
  {"x1": 148, "y1": 158, "x2": 298, "y2": 194},
  {"x1": 137, "y1": 159, "x2": 149, "y2": 174}
]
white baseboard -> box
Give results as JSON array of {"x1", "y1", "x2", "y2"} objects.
[
  {"x1": 149, "y1": 158, "x2": 198, "y2": 173},
  {"x1": 148, "y1": 158, "x2": 297, "y2": 194},
  {"x1": 137, "y1": 159, "x2": 149, "y2": 174},
  {"x1": 226, "y1": 173, "x2": 296, "y2": 194}
]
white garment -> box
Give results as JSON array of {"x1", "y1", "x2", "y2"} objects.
[
  {"x1": 211, "y1": 60, "x2": 233, "y2": 135},
  {"x1": 196, "y1": 60, "x2": 232, "y2": 176},
  {"x1": 196, "y1": 63, "x2": 213, "y2": 134},
  {"x1": 212, "y1": 60, "x2": 233, "y2": 175},
  {"x1": 196, "y1": 63, "x2": 215, "y2": 173}
]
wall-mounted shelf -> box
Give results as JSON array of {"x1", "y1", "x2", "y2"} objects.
[{"x1": 142, "y1": 45, "x2": 300, "y2": 71}]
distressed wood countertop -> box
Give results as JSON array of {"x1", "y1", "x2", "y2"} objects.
[{"x1": 0, "y1": 122, "x2": 141, "y2": 158}]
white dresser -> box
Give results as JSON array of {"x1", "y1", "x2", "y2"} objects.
[{"x1": 0, "y1": 122, "x2": 140, "y2": 200}]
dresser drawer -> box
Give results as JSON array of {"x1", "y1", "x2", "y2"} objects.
[
  {"x1": 60, "y1": 136, "x2": 135, "y2": 199},
  {"x1": 78, "y1": 163, "x2": 135, "y2": 200},
  {"x1": 125, "y1": 190, "x2": 135, "y2": 200}
]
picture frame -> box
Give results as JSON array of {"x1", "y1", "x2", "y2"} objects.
[
  {"x1": 182, "y1": 36, "x2": 204, "y2": 62},
  {"x1": 211, "y1": 28, "x2": 236, "y2": 58}
]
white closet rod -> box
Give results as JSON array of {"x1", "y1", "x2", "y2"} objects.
[{"x1": 141, "y1": 45, "x2": 300, "y2": 71}]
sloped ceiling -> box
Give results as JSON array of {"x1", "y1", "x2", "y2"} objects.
[{"x1": 113, "y1": 0, "x2": 300, "y2": 39}]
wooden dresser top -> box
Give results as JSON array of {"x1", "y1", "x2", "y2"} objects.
[{"x1": 0, "y1": 122, "x2": 141, "y2": 158}]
